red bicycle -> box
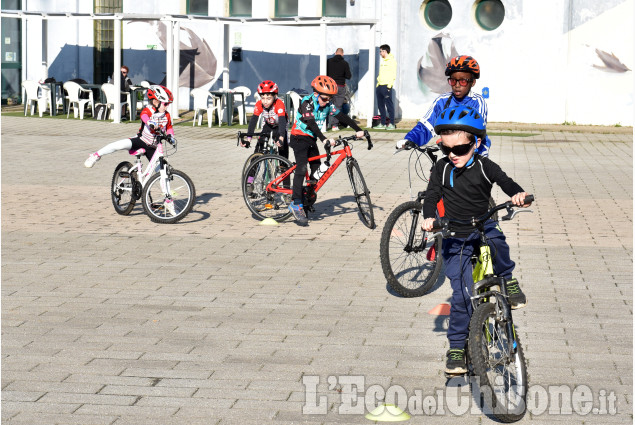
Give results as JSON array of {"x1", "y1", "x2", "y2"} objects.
[{"x1": 241, "y1": 131, "x2": 375, "y2": 228}]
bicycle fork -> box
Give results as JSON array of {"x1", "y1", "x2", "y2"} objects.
[{"x1": 472, "y1": 276, "x2": 518, "y2": 356}]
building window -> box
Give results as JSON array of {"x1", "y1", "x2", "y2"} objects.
[
  {"x1": 474, "y1": 0, "x2": 504, "y2": 31},
  {"x1": 419, "y1": 0, "x2": 452, "y2": 30},
  {"x1": 1, "y1": 0, "x2": 22, "y2": 105},
  {"x1": 187, "y1": 0, "x2": 208, "y2": 15},
  {"x1": 276, "y1": 0, "x2": 298, "y2": 17},
  {"x1": 230, "y1": 0, "x2": 252, "y2": 16},
  {"x1": 323, "y1": 0, "x2": 346, "y2": 17},
  {"x1": 94, "y1": 0, "x2": 122, "y2": 85}
]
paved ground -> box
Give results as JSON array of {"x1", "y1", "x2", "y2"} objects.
[{"x1": 1, "y1": 115, "x2": 632, "y2": 424}]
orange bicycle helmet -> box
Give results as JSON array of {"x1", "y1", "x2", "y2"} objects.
[
  {"x1": 445, "y1": 55, "x2": 480, "y2": 79},
  {"x1": 311, "y1": 75, "x2": 338, "y2": 96}
]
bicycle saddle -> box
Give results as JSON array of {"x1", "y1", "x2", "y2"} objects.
[{"x1": 129, "y1": 148, "x2": 146, "y2": 156}]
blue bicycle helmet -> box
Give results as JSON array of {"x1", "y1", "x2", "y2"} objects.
[{"x1": 434, "y1": 105, "x2": 486, "y2": 138}]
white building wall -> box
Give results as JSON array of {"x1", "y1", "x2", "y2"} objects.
[{"x1": 14, "y1": 0, "x2": 634, "y2": 125}]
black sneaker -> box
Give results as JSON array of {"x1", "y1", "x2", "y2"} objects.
[
  {"x1": 505, "y1": 278, "x2": 527, "y2": 309},
  {"x1": 445, "y1": 348, "x2": 467, "y2": 374}
]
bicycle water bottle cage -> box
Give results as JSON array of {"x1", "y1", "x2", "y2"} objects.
[{"x1": 129, "y1": 148, "x2": 146, "y2": 156}]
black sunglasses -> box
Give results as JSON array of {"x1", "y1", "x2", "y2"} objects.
[
  {"x1": 319, "y1": 95, "x2": 332, "y2": 102},
  {"x1": 439, "y1": 141, "x2": 475, "y2": 156},
  {"x1": 447, "y1": 77, "x2": 473, "y2": 87}
]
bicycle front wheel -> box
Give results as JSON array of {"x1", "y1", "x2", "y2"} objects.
[
  {"x1": 242, "y1": 154, "x2": 293, "y2": 221},
  {"x1": 241, "y1": 152, "x2": 263, "y2": 179},
  {"x1": 141, "y1": 169, "x2": 196, "y2": 224},
  {"x1": 346, "y1": 158, "x2": 375, "y2": 229},
  {"x1": 111, "y1": 161, "x2": 138, "y2": 215},
  {"x1": 469, "y1": 302, "x2": 528, "y2": 422},
  {"x1": 379, "y1": 201, "x2": 443, "y2": 297}
]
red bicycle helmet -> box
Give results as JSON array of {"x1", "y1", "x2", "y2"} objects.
[
  {"x1": 311, "y1": 75, "x2": 338, "y2": 96},
  {"x1": 147, "y1": 85, "x2": 174, "y2": 103},
  {"x1": 445, "y1": 55, "x2": 480, "y2": 79},
  {"x1": 257, "y1": 80, "x2": 279, "y2": 95}
]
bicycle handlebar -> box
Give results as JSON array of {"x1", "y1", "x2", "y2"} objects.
[
  {"x1": 326, "y1": 130, "x2": 373, "y2": 151},
  {"x1": 236, "y1": 131, "x2": 270, "y2": 148},
  {"x1": 431, "y1": 194, "x2": 535, "y2": 232}
]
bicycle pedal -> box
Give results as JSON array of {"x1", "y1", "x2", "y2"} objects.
[
  {"x1": 444, "y1": 371, "x2": 467, "y2": 379},
  {"x1": 306, "y1": 178, "x2": 317, "y2": 185}
]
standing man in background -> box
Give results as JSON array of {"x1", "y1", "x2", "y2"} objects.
[
  {"x1": 326, "y1": 48, "x2": 352, "y2": 131},
  {"x1": 375, "y1": 44, "x2": 396, "y2": 130}
]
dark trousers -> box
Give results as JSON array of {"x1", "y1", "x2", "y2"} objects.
[
  {"x1": 289, "y1": 134, "x2": 320, "y2": 203},
  {"x1": 375, "y1": 85, "x2": 394, "y2": 125},
  {"x1": 442, "y1": 221, "x2": 515, "y2": 349},
  {"x1": 258, "y1": 123, "x2": 288, "y2": 159},
  {"x1": 329, "y1": 85, "x2": 347, "y2": 127}
]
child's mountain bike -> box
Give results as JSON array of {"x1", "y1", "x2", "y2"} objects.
[
  {"x1": 434, "y1": 195, "x2": 534, "y2": 422},
  {"x1": 111, "y1": 128, "x2": 196, "y2": 224},
  {"x1": 380, "y1": 142, "x2": 444, "y2": 297},
  {"x1": 237, "y1": 131, "x2": 279, "y2": 178},
  {"x1": 241, "y1": 131, "x2": 375, "y2": 228}
]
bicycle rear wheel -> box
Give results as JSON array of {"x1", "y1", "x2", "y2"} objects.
[
  {"x1": 141, "y1": 169, "x2": 196, "y2": 224},
  {"x1": 111, "y1": 161, "x2": 138, "y2": 215},
  {"x1": 242, "y1": 154, "x2": 293, "y2": 221},
  {"x1": 346, "y1": 158, "x2": 375, "y2": 229},
  {"x1": 379, "y1": 201, "x2": 443, "y2": 297},
  {"x1": 469, "y1": 302, "x2": 528, "y2": 422}
]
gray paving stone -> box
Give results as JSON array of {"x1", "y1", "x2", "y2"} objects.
[{"x1": 1, "y1": 116, "x2": 632, "y2": 424}]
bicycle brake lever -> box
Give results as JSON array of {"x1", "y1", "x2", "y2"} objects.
[{"x1": 501, "y1": 208, "x2": 533, "y2": 221}]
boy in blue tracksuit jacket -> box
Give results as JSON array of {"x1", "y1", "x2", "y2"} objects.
[{"x1": 396, "y1": 55, "x2": 491, "y2": 157}]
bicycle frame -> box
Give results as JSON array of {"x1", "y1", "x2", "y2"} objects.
[
  {"x1": 268, "y1": 144, "x2": 352, "y2": 196},
  {"x1": 125, "y1": 139, "x2": 173, "y2": 197}
]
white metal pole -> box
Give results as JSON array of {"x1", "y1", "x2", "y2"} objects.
[
  {"x1": 320, "y1": 23, "x2": 326, "y2": 75},
  {"x1": 223, "y1": 24, "x2": 229, "y2": 91},
  {"x1": 367, "y1": 23, "x2": 377, "y2": 128},
  {"x1": 172, "y1": 20, "x2": 180, "y2": 118},
  {"x1": 166, "y1": 18, "x2": 173, "y2": 102},
  {"x1": 113, "y1": 16, "x2": 121, "y2": 123}
]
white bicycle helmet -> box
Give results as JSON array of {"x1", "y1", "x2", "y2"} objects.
[{"x1": 147, "y1": 85, "x2": 173, "y2": 104}]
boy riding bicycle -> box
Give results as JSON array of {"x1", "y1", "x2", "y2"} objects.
[
  {"x1": 288, "y1": 75, "x2": 364, "y2": 225},
  {"x1": 396, "y1": 55, "x2": 492, "y2": 157},
  {"x1": 420, "y1": 105, "x2": 531, "y2": 375},
  {"x1": 242, "y1": 80, "x2": 289, "y2": 159},
  {"x1": 84, "y1": 84, "x2": 176, "y2": 166}
]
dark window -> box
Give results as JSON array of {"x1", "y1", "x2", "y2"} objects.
[
  {"x1": 276, "y1": 0, "x2": 298, "y2": 17},
  {"x1": 323, "y1": 0, "x2": 346, "y2": 17},
  {"x1": 94, "y1": 0, "x2": 122, "y2": 85},
  {"x1": 187, "y1": 0, "x2": 208, "y2": 15},
  {"x1": 421, "y1": 0, "x2": 452, "y2": 30},
  {"x1": 230, "y1": 0, "x2": 252, "y2": 17},
  {"x1": 1, "y1": 0, "x2": 22, "y2": 104},
  {"x1": 474, "y1": 0, "x2": 505, "y2": 31}
]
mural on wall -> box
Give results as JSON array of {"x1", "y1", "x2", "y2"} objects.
[
  {"x1": 592, "y1": 48, "x2": 630, "y2": 72},
  {"x1": 139, "y1": 21, "x2": 217, "y2": 88},
  {"x1": 416, "y1": 33, "x2": 458, "y2": 95}
]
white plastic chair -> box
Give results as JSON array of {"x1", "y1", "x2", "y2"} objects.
[
  {"x1": 101, "y1": 83, "x2": 132, "y2": 120},
  {"x1": 21, "y1": 80, "x2": 41, "y2": 116},
  {"x1": 232, "y1": 86, "x2": 251, "y2": 125},
  {"x1": 63, "y1": 81, "x2": 95, "y2": 119},
  {"x1": 38, "y1": 83, "x2": 64, "y2": 117},
  {"x1": 287, "y1": 91, "x2": 302, "y2": 125},
  {"x1": 191, "y1": 88, "x2": 222, "y2": 127}
]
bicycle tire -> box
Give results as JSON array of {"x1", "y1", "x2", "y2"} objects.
[
  {"x1": 379, "y1": 201, "x2": 443, "y2": 297},
  {"x1": 242, "y1": 154, "x2": 294, "y2": 221},
  {"x1": 346, "y1": 158, "x2": 375, "y2": 229},
  {"x1": 141, "y1": 169, "x2": 196, "y2": 224},
  {"x1": 242, "y1": 152, "x2": 263, "y2": 179},
  {"x1": 111, "y1": 161, "x2": 138, "y2": 215},
  {"x1": 469, "y1": 302, "x2": 528, "y2": 422}
]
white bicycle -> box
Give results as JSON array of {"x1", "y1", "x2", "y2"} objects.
[{"x1": 110, "y1": 128, "x2": 196, "y2": 224}]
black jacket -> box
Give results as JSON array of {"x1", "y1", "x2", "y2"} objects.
[
  {"x1": 326, "y1": 55, "x2": 351, "y2": 86},
  {"x1": 423, "y1": 155, "x2": 524, "y2": 236}
]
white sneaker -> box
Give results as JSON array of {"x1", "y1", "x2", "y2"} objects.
[
  {"x1": 165, "y1": 199, "x2": 176, "y2": 216},
  {"x1": 84, "y1": 153, "x2": 101, "y2": 168}
]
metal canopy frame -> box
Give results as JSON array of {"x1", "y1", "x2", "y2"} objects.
[{"x1": 1, "y1": 10, "x2": 377, "y2": 126}]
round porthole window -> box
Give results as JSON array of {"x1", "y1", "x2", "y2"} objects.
[
  {"x1": 419, "y1": 0, "x2": 452, "y2": 30},
  {"x1": 474, "y1": 0, "x2": 505, "y2": 31}
]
